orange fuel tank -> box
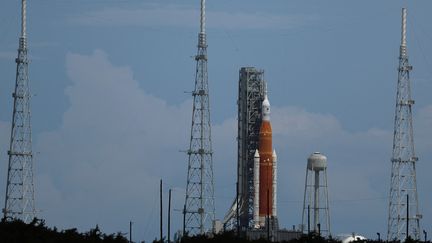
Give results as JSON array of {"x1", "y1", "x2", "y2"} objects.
[{"x1": 258, "y1": 95, "x2": 273, "y2": 220}]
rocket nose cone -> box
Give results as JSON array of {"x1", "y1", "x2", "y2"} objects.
[
  {"x1": 262, "y1": 95, "x2": 271, "y2": 121},
  {"x1": 254, "y1": 149, "x2": 260, "y2": 158},
  {"x1": 263, "y1": 95, "x2": 270, "y2": 107}
]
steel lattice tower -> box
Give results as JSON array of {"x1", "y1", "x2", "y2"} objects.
[
  {"x1": 387, "y1": 8, "x2": 421, "y2": 241},
  {"x1": 3, "y1": 0, "x2": 36, "y2": 223},
  {"x1": 223, "y1": 68, "x2": 265, "y2": 230},
  {"x1": 237, "y1": 68, "x2": 265, "y2": 229},
  {"x1": 184, "y1": 0, "x2": 215, "y2": 235}
]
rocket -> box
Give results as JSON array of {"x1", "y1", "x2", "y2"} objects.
[{"x1": 253, "y1": 93, "x2": 277, "y2": 228}]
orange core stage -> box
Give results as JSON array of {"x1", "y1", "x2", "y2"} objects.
[{"x1": 259, "y1": 120, "x2": 273, "y2": 217}]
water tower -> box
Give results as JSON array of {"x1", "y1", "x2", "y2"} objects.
[{"x1": 302, "y1": 152, "x2": 331, "y2": 236}]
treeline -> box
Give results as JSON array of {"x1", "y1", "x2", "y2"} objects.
[
  {"x1": 175, "y1": 231, "x2": 428, "y2": 243},
  {"x1": 0, "y1": 219, "x2": 428, "y2": 243},
  {"x1": 0, "y1": 218, "x2": 128, "y2": 243},
  {"x1": 177, "y1": 232, "x2": 341, "y2": 243}
]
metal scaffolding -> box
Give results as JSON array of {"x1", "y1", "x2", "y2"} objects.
[{"x1": 224, "y1": 67, "x2": 266, "y2": 230}]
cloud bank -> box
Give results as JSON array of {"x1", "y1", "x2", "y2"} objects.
[{"x1": 34, "y1": 50, "x2": 193, "y2": 238}]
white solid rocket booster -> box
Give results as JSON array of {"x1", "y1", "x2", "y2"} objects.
[
  {"x1": 272, "y1": 149, "x2": 277, "y2": 217},
  {"x1": 253, "y1": 149, "x2": 260, "y2": 228}
]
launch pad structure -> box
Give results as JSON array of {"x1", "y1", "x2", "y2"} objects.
[
  {"x1": 224, "y1": 67, "x2": 266, "y2": 229},
  {"x1": 223, "y1": 67, "x2": 301, "y2": 242},
  {"x1": 238, "y1": 67, "x2": 267, "y2": 229}
]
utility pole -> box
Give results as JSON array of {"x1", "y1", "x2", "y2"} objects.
[
  {"x1": 168, "y1": 189, "x2": 172, "y2": 243},
  {"x1": 182, "y1": 204, "x2": 186, "y2": 236},
  {"x1": 160, "y1": 180, "x2": 163, "y2": 242},
  {"x1": 129, "y1": 221, "x2": 133, "y2": 243}
]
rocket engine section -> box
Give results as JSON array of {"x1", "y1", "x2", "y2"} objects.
[{"x1": 253, "y1": 94, "x2": 277, "y2": 228}]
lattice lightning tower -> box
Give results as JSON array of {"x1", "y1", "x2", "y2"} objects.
[
  {"x1": 3, "y1": 0, "x2": 36, "y2": 223},
  {"x1": 387, "y1": 8, "x2": 421, "y2": 241},
  {"x1": 184, "y1": 0, "x2": 215, "y2": 235}
]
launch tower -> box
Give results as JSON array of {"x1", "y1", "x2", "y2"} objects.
[
  {"x1": 387, "y1": 8, "x2": 421, "y2": 241},
  {"x1": 183, "y1": 0, "x2": 216, "y2": 235},
  {"x1": 3, "y1": 0, "x2": 36, "y2": 223},
  {"x1": 224, "y1": 67, "x2": 266, "y2": 229}
]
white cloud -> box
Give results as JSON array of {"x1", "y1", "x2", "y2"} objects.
[
  {"x1": 69, "y1": 4, "x2": 317, "y2": 30},
  {"x1": 268, "y1": 105, "x2": 394, "y2": 233},
  {"x1": 34, "y1": 50, "x2": 192, "y2": 238},
  {"x1": 272, "y1": 106, "x2": 344, "y2": 139}
]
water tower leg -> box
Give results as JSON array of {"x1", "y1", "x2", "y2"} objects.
[{"x1": 314, "y1": 171, "x2": 320, "y2": 232}]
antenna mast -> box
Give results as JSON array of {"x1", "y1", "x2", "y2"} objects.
[
  {"x1": 3, "y1": 0, "x2": 36, "y2": 222},
  {"x1": 184, "y1": 0, "x2": 215, "y2": 235},
  {"x1": 387, "y1": 8, "x2": 421, "y2": 241}
]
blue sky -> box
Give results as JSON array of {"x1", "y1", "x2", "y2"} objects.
[{"x1": 1, "y1": 0, "x2": 432, "y2": 242}]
